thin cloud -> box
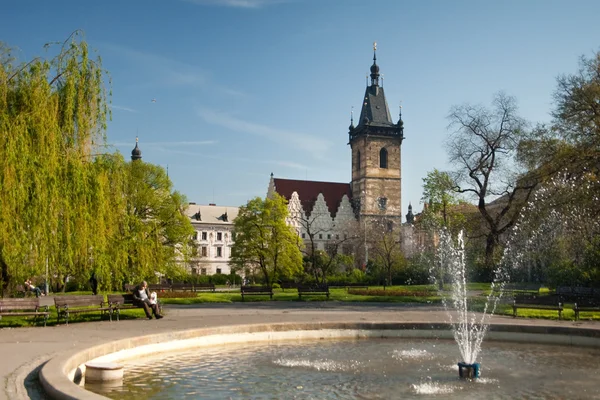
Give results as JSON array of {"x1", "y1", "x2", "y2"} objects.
[
  {"x1": 101, "y1": 43, "x2": 207, "y2": 88},
  {"x1": 196, "y1": 107, "x2": 332, "y2": 159},
  {"x1": 111, "y1": 140, "x2": 217, "y2": 147},
  {"x1": 110, "y1": 104, "x2": 137, "y2": 113},
  {"x1": 156, "y1": 149, "x2": 310, "y2": 171},
  {"x1": 182, "y1": 0, "x2": 290, "y2": 8}
]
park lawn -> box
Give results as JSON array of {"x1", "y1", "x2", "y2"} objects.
[{"x1": 0, "y1": 305, "x2": 147, "y2": 328}]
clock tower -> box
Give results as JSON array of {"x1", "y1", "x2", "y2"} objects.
[{"x1": 349, "y1": 44, "x2": 404, "y2": 227}]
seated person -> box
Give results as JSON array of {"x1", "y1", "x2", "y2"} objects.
[
  {"x1": 131, "y1": 281, "x2": 163, "y2": 320},
  {"x1": 25, "y1": 279, "x2": 43, "y2": 297}
]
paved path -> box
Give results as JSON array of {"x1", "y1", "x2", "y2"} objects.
[{"x1": 2, "y1": 301, "x2": 599, "y2": 399}]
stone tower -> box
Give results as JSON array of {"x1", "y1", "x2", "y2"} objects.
[{"x1": 349, "y1": 44, "x2": 404, "y2": 226}]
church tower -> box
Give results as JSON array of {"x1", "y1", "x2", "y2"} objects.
[{"x1": 349, "y1": 43, "x2": 404, "y2": 226}]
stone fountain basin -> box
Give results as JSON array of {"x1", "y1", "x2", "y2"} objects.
[{"x1": 39, "y1": 322, "x2": 600, "y2": 400}]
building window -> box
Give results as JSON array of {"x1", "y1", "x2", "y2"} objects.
[
  {"x1": 327, "y1": 234, "x2": 331, "y2": 240},
  {"x1": 216, "y1": 268, "x2": 222, "y2": 274},
  {"x1": 201, "y1": 246, "x2": 207, "y2": 257},
  {"x1": 357, "y1": 150, "x2": 361, "y2": 171},
  {"x1": 202, "y1": 231, "x2": 207, "y2": 240},
  {"x1": 387, "y1": 220, "x2": 394, "y2": 232},
  {"x1": 380, "y1": 147, "x2": 388, "y2": 168},
  {"x1": 301, "y1": 233, "x2": 306, "y2": 239},
  {"x1": 378, "y1": 197, "x2": 387, "y2": 211},
  {"x1": 216, "y1": 247, "x2": 222, "y2": 257},
  {"x1": 336, "y1": 234, "x2": 339, "y2": 240},
  {"x1": 193, "y1": 231, "x2": 199, "y2": 240},
  {"x1": 319, "y1": 234, "x2": 323, "y2": 239},
  {"x1": 232, "y1": 232, "x2": 236, "y2": 241},
  {"x1": 217, "y1": 232, "x2": 222, "y2": 241},
  {"x1": 201, "y1": 268, "x2": 207, "y2": 275}
]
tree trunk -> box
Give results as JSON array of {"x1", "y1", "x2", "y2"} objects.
[
  {"x1": 0, "y1": 257, "x2": 10, "y2": 296},
  {"x1": 484, "y1": 234, "x2": 499, "y2": 281}
]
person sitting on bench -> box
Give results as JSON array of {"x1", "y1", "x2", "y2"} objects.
[
  {"x1": 132, "y1": 281, "x2": 163, "y2": 320},
  {"x1": 25, "y1": 279, "x2": 43, "y2": 297}
]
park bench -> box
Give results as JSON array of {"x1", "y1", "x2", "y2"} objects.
[
  {"x1": 170, "y1": 283, "x2": 195, "y2": 291},
  {"x1": 573, "y1": 297, "x2": 600, "y2": 320},
  {"x1": 513, "y1": 295, "x2": 563, "y2": 319},
  {"x1": 54, "y1": 295, "x2": 112, "y2": 325},
  {"x1": 297, "y1": 285, "x2": 330, "y2": 300},
  {"x1": 107, "y1": 293, "x2": 162, "y2": 321},
  {"x1": 194, "y1": 283, "x2": 216, "y2": 292},
  {"x1": 148, "y1": 283, "x2": 171, "y2": 292},
  {"x1": 241, "y1": 286, "x2": 273, "y2": 301},
  {"x1": 0, "y1": 298, "x2": 50, "y2": 327}
]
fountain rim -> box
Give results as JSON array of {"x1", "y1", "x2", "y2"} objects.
[{"x1": 39, "y1": 321, "x2": 600, "y2": 400}]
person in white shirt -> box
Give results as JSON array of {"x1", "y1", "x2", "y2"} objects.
[{"x1": 131, "y1": 281, "x2": 163, "y2": 319}]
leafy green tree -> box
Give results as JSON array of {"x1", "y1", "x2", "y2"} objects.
[
  {"x1": 368, "y1": 220, "x2": 406, "y2": 286},
  {"x1": 121, "y1": 160, "x2": 195, "y2": 287},
  {"x1": 0, "y1": 34, "x2": 195, "y2": 294},
  {"x1": 0, "y1": 33, "x2": 109, "y2": 293},
  {"x1": 420, "y1": 169, "x2": 468, "y2": 233},
  {"x1": 231, "y1": 194, "x2": 303, "y2": 286}
]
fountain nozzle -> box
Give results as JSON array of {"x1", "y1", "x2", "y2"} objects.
[{"x1": 457, "y1": 362, "x2": 480, "y2": 379}]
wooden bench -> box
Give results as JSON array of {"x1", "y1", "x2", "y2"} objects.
[
  {"x1": 573, "y1": 298, "x2": 600, "y2": 320},
  {"x1": 170, "y1": 283, "x2": 195, "y2": 292},
  {"x1": 107, "y1": 293, "x2": 162, "y2": 321},
  {"x1": 54, "y1": 295, "x2": 112, "y2": 325},
  {"x1": 297, "y1": 285, "x2": 330, "y2": 299},
  {"x1": 241, "y1": 286, "x2": 273, "y2": 301},
  {"x1": 148, "y1": 283, "x2": 171, "y2": 292},
  {"x1": 194, "y1": 283, "x2": 216, "y2": 292},
  {"x1": 0, "y1": 298, "x2": 50, "y2": 327},
  {"x1": 513, "y1": 295, "x2": 563, "y2": 319}
]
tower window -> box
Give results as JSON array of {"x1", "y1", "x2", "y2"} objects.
[
  {"x1": 380, "y1": 148, "x2": 388, "y2": 168},
  {"x1": 357, "y1": 150, "x2": 361, "y2": 171},
  {"x1": 378, "y1": 197, "x2": 387, "y2": 211}
]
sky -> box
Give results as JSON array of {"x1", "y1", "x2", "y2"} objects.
[{"x1": 3, "y1": 0, "x2": 600, "y2": 219}]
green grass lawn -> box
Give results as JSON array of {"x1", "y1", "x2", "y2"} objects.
[{"x1": 2, "y1": 284, "x2": 599, "y2": 327}]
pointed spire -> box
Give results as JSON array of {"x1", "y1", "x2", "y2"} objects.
[
  {"x1": 370, "y1": 41, "x2": 380, "y2": 86},
  {"x1": 131, "y1": 136, "x2": 142, "y2": 161},
  {"x1": 406, "y1": 201, "x2": 415, "y2": 224},
  {"x1": 349, "y1": 106, "x2": 355, "y2": 131},
  {"x1": 397, "y1": 103, "x2": 404, "y2": 132}
]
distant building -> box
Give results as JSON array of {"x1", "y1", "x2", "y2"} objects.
[
  {"x1": 186, "y1": 203, "x2": 239, "y2": 275},
  {"x1": 268, "y1": 45, "x2": 409, "y2": 261}
]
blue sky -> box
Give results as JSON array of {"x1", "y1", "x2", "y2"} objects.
[{"x1": 4, "y1": 0, "x2": 600, "y2": 218}]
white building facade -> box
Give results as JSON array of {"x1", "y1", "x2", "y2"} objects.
[{"x1": 186, "y1": 204, "x2": 239, "y2": 275}]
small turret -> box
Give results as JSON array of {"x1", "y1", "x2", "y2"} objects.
[
  {"x1": 131, "y1": 137, "x2": 142, "y2": 161},
  {"x1": 406, "y1": 202, "x2": 415, "y2": 224}
]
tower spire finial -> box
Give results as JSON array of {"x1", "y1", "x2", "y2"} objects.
[
  {"x1": 349, "y1": 106, "x2": 355, "y2": 130},
  {"x1": 370, "y1": 42, "x2": 380, "y2": 86}
]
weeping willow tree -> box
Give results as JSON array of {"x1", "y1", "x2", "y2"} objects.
[{"x1": 0, "y1": 33, "x2": 194, "y2": 294}]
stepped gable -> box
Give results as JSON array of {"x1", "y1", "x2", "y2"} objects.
[{"x1": 273, "y1": 178, "x2": 352, "y2": 217}]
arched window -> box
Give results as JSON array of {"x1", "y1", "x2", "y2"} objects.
[
  {"x1": 357, "y1": 150, "x2": 361, "y2": 171},
  {"x1": 380, "y1": 148, "x2": 388, "y2": 168}
]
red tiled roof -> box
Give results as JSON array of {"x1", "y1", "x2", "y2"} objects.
[{"x1": 273, "y1": 178, "x2": 353, "y2": 217}]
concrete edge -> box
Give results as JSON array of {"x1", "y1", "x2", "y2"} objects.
[{"x1": 39, "y1": 321, "x2": 600, "y2": 400}]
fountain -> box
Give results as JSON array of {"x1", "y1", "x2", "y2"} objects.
[{"x1": 435, "y1": 229, "x2": 504, "y2": 380}]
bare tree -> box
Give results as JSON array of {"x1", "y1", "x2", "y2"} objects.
[{"x1": 446, "y1": 92, "x2": 540, "y2": 278}]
